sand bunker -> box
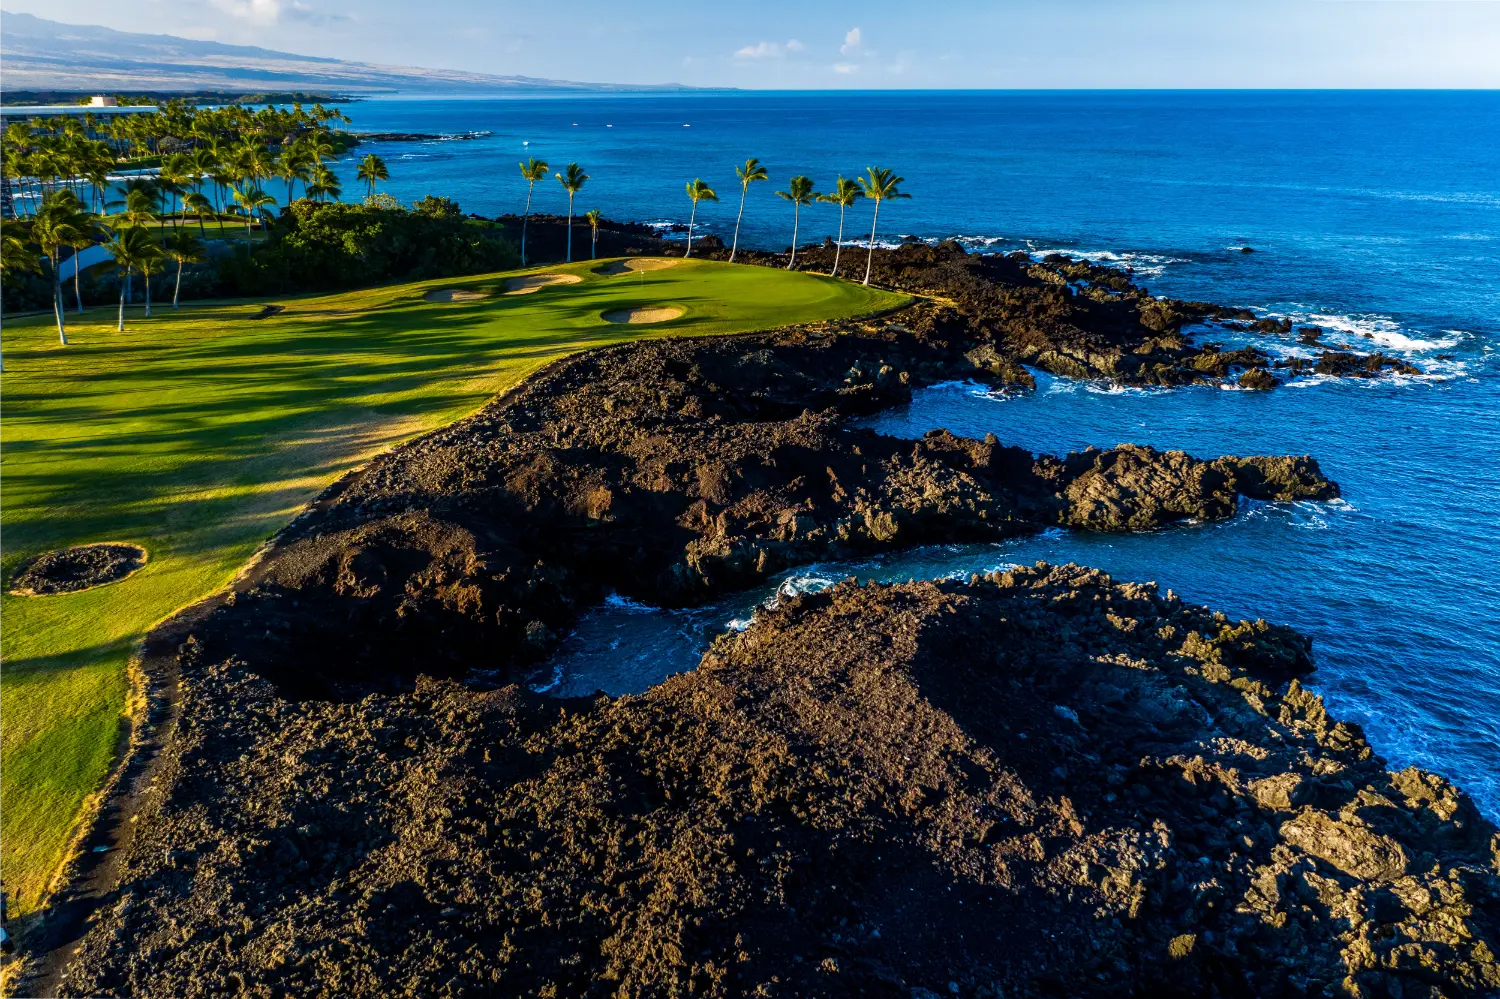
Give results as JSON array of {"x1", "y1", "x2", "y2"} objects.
[
  {"x1": 503, "y1": 274, "x2": 583, "y2": 295},
  {"x1": 10, "y1": 543, "x2": 147, "y2": 596},
  {"x1": 602, "y1": 307, "x2": 684, "y2": 325},
  {"x1": 424, "y1": 288, "x2": 489, "y2": 303},
  {"x1": 595, "y1": 258, "x2": 681, "y2": 276}
]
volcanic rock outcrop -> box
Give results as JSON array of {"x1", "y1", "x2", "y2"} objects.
[
  {"x1": 170, "y1": 315, "x2": 1334, "y2": 701},
  {"x1": 718, "y1": 241, "x2": 1422, "y2": 387},
  {"x1": 59, "y1": 565, "x2": 1500, "y2": 998},
  {"x1": 48, "y1": 268, "x2": 1470, "y2": 999}
]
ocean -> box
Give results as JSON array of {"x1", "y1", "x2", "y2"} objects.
[{"x1": 337, "y1": 91, "x2": 1500, "y2": 814}]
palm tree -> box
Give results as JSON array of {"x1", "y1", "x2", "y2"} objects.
[
  {"x1": 29, "y1": 193, "x2": 87, "y2": 344},
  {"x1": 855, "y1": 166, "x2": 910, "y2": 287},
  {"x1": 182, "y1": 192, "x2": 215, "y2": 234},
  {"x1": 355, "y1": 153, "x2": 389, "y2": 199},
  {"x1": 164, "y1": 230, "x2": 206, "y2": 309},
  {"x1": 230, "y1": 185, "x2": 276, "y2": 239},
  {"x1": 584, "y1": 209, "x2": 602, "y2": 259},
  {"x1": 306, "y1": 164, "x2": 341, "y2": 203},
  {"x1": 64, "y1": 208, "x2": 100, "y2": 313},
  {"x1": 553, "y1": 162, "x2": 589, "y2": 263},
  {"x1": 729, "y1": 157, "x2": 768, "y2": 263},
  {"x1": 818, "y1": 176, "x2": 863, "y2": 279},
  {"x1": 776, "y1": 175, "x2": 818, "y2": 270},
  {"x1": 0, "y1": 220, "x2": 39, "y2": 372},
  {"x1": 103, "y1": 225, "x2": 162, "y2": 331},
  {"x1": 276, "y1": 147, "x2": 312, "y2": 205},
  {"x1": 518, "y1": 157, "x2": 549, "y2": 266},
  {"x1": 683, "y1": 178, "x2": 718, "y2": 258}
]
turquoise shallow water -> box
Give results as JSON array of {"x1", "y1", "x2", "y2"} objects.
[{"x1": 339, "y1": 92, "x2": 1500, "y2": 815}]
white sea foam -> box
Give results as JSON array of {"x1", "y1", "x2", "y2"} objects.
[
  {"x1": 602, "y1": 593, "x2": 662, "y2": 614},
  {"x1": 1022, "y1": 244, "x2": 1190, "y2": 279},
  {"x1": 1299, "y1": 312, "x2": 1465, "y2": 354}
]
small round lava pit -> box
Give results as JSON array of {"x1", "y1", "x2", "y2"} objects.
[{"x1": 9, "y1": 543, "x2": 149, "y2": 596}]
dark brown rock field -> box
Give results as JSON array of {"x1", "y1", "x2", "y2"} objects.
[{"x1": 44, "y1": 247, "x2": 1495, "y2": 999}]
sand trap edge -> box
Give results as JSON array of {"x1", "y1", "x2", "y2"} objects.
[
  {"x1": 602, "y1": 307, "x2": 685, "y2": 325},
  {"x1": 424, "y1": 289, "x2": 489, "y2": 303},
  {"x1": 504, "y1": 274, "x2": 584, "y2": 295}
]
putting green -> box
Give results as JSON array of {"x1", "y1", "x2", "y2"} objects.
[{"x1": 0, "y1": 258, "x2": 905, "y2": 915}]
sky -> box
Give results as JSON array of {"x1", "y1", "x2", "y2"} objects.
[{"x1": 7, "y1": 0, "x2": 1500, "y2": 88}]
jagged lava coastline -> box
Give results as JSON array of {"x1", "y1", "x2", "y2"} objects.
[{"x1": 52, "y1": 245, "x2": 1497, "y2": 998}]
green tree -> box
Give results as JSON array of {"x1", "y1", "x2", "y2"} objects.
[
  {"x1": 584, "y1": 209, "x2": 602, "y2": 260},
  {"x1": 855, "y1": 166, "x2": 910, "y2": 287},
  {"x1": 355, "y1": 153, "x2": 389, "y2": 198},
  {"x1": 518, "y1": 157, "x2": 549, "y2": 266},
  {"x1": 29, "y1": 193, "x2": 87, "y2": 344},
  {"x1": 164, "y1": 230, "x2": 206, "y2": 309},
  {"x1": 103, "y1": 225, "x2": 163, "y2": 331},
  {"x1": 776, "y1": 175, "x2": 818, "y2": 270},
  {"x1": 817, "y1": 176, "x2": 863, "y2": 279},
  {"x1": 0, "y1": 224, "x2": 41, "y2": 371},
  {"x1": 553, "y1": 162, "x2": 589, "y2": 263},
  {"x1": 729, "y1": 157, "x2": 768, "y2": 263},
  {"x1": 63, "y1": 202, "x2": 100, "y2": 313},
  {"x1": 683, "y1": 178, "x2": 718, "y2": 258}
]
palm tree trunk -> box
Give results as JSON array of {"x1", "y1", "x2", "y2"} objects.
[
  {"x1": 730, "y1": 185, "x2": 747, "y2": 263},
  {"x1": 197, "y1": 214, "x2": 206, "y2": 236},
  {"x1": 863, "y1": 199, "x2": 882, "y2": 287},
  {"x1": 832, "y1": 204, "x2": 846, "y2": 278},
  {"x1": 51, "y1": 260, "x2": 69, "y2": 345},
  {"x1": 118, "y1": 268, "x2": 127, "y2": 331},
  {"x1": 74, "y1": 252, "x2": 85, "y2": 313},
  {"x1": 174, "y1": 260, "x2": 183, "y2": 308},
  {"x1": 686, "y1": 201, "x2": 697, "y2": 258},
  {"x1": 591, "y1": 229, "x2": 597, "y2": 260},
  {"x1": 145, "y1": 272, "x2": 152, "y2": 318},
  {"x1": 788, "y1": 204, "x2": 800, "y2": 270},
  {"x1": 566, "y1": 194, "x2": 574, "y2": 263},
  {"x1": 521, "y1": 184, "x2": 533, "y2": 266}
]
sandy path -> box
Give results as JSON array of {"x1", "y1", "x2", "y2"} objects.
[
  {"x1": 602, "y1": 307, "x2": 684, "y2": 325},
  {"x1": 504, "y1": 274, "x2": 583, "y2": 295}
]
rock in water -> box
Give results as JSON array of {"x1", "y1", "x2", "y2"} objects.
[{"x1": 58, "y1": 564, "x2": 1499, "y2": 998}]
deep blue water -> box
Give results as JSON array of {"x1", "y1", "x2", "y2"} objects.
[{"x1": 337, "y1": 93, "x2": 1500, "y2": 815}]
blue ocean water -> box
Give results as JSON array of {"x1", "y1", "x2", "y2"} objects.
[{"x1": 338, "y1": 93, "x2": 1499, "y2": 814}]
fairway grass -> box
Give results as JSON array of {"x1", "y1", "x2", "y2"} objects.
[{"x1": 0, "y1": 259, "x2": 905, "y2": 914}]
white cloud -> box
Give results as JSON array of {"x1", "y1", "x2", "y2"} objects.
[
  {"x1": 735, "y1": 39, "x2": 805, "y2": 60},
  {"x1": 211, "y1": 0, "x2": 283, "y2": 24},
  {"x1": 735, "y1": 40, "x2": 782, "y2": 59},
  {"x1": 840, "y1": 27, "x2": 862, "y2": 55},
  {"x1": 833, "y1": 63, "x2": 858, "y2": 74}
]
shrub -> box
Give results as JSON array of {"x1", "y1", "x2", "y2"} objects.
[{"x1": 257, "y1": 198, "x2": 519, "y2": 293}]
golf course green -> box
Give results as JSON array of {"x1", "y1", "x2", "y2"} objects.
[{"x1": 0, "y1": 258, "x2": 906, "y2": 914}]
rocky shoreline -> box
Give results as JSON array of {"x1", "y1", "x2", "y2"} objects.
[{"x1": 38, "y1": 247, "x2": 1495, "y2": 998}]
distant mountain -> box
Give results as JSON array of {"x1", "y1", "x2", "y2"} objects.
[{"x1": 0, "y1": 11, "x2": 699, "y2": 94}]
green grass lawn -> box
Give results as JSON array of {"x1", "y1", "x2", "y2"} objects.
[{"x1": 0, "y1": 258, "x2": 905, "y2": 914}]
